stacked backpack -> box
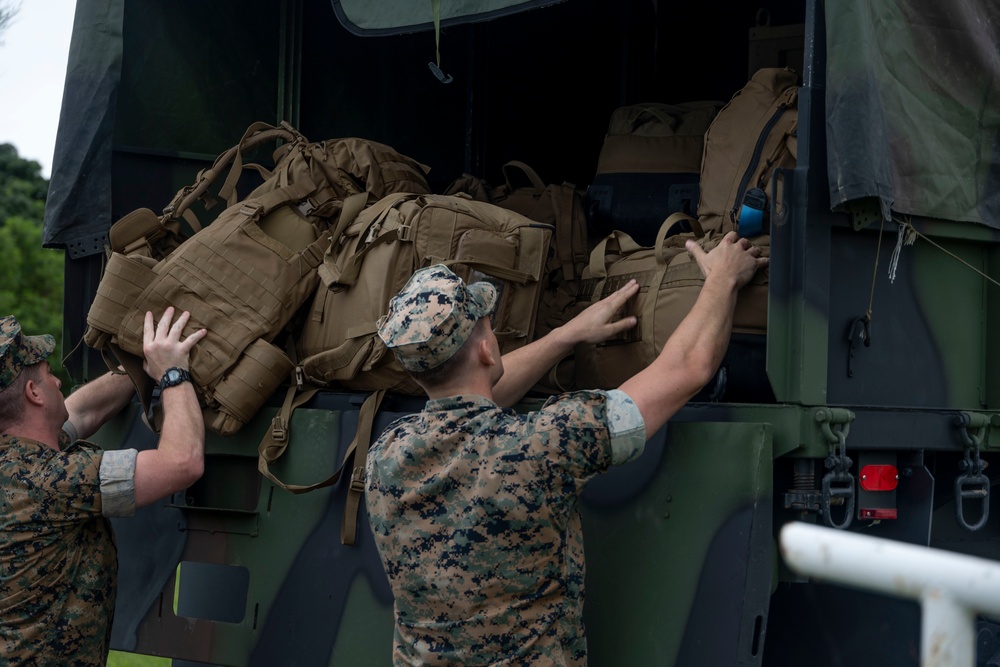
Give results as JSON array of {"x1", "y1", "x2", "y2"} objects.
[
  {"x1": 82, "y1": 67, "x2": 798, "y2": 529},
  {"x1": 445, "y1": 161, "x2": 592, "y2": 392},
  {"x1": 85, "y1": 121, "x2": 433, "y2": 436},
  {"x1": 574, "y1": 67, "x2": 798, "y2": 395},
  {"x1": 585, "y1": 100, "x2": 723, "y2": 246}
]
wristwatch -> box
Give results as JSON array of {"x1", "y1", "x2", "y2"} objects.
[{"x1": 159, "y1": 367, "x2": 192, "y2": 391}]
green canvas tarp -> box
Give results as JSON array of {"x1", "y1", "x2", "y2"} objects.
[
  {"x1": 42, "y1": 0, "x2": 123, "y2": 257},
  {"x1": 825, "y1": 0, "x2": 1000, "y2": 228},
  {"x1": 330, "y1": 0, "x2": 565, "y2": 35}
]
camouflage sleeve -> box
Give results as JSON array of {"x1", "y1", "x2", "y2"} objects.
[
  {"x1": 531, "y1": 390, "x2": 647, "y2": 479},
  {"x1": 99, "y1": 448, "x2": 138, "y2": 518},
  {"x1": 605, "y1": 389, "x2": 646, "y2": 465},
  {"x1": 59, "y1": 420, "x2": 78, "y2": 450}
]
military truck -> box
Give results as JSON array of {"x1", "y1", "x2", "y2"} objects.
[{"x1": 41, "y1": 0, "x2": 1000, "y2": 665}]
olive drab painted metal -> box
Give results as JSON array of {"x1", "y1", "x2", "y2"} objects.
[{"x1": 49, "y1": 0, "x2": 1000, "y2": 665}]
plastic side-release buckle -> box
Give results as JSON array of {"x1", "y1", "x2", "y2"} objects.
[
  {"x1": 297, "y1": 198, "x2": 316, "y2": 216},
  {"x1": 240, "y1": 202, "x2": 264, "y2": 218},
  {"x1": 271, "y1": 416, "x2": 288, "y2": 443},
  {"x1": 349, "y1": 466, "x2": 366, "y2": 492}
]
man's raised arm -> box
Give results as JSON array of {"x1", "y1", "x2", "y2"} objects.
[
  {"x1": 133, "y1": 307, "x2": 208, "y2": 508},
  {"x1": 492, "y1": 280, "x2": 640, "y2": 407}
]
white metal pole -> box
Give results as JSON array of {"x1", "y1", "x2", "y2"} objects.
[
  {"x1": 922, "y1": 592, "x2": 974, "y2": 667},
  {"x1": 779, "y1": 521, "x2": 1000, "y2": 667}
]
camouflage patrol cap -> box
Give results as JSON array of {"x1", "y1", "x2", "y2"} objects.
[
  {"x1": 0, "y1": 316, "x2": 55, "y2": 391},
  {"x1": 378, "y1": 265, "x2": 497, "y2": 372}
]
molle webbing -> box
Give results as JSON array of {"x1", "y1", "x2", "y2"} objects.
[
  {"x1": 85, "y1": 121, "x2": 433, "y2": 436},
  {"x1": 88, "y1": 187, "x2": 332, "y2": 436}
]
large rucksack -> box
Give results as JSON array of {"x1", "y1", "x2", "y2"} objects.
[
  {"x1": 695, "y1": 67, "x2": 799, "y2": 236},
  {"x1": 445, "y1": 160, "x2": 589, "y2": 284},
  {"x1": 258, "y1": 190, "x2": 551, "y2": 543},
  {"x1": 102, "y1": 121, "x2": 430, "y2": 262},
  {"x1": 444, "y1": 161, "x2": 591, "y2": 394},
  {"x1": 294, "y1": 192, "x2": 553, "y2": 394},
  {"x1": 84, "y1": 121, "x2": 432, "y2": 436}
]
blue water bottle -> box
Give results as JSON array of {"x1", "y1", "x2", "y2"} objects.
[{"x1": 737, "y1": 187, "x2": 766, "y2": 237}]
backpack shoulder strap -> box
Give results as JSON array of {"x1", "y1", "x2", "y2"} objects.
[
  {"x1": 341, "y1": 389, "x2": 386, "y2": 546},
  {"x1": 256, "y1": 386, "x2": 386, "y2": 550},
  {"x1": 257, "y1": 383, "x2": 322, "y2": 491}
]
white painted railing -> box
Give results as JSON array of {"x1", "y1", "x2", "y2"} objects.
[{"x1": 779, "y1": 521, "x2": 1000, "y2": 667}]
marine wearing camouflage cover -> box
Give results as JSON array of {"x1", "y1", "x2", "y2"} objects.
[
  {"x1": 378, "y1": 264, "x2": 497, "y2": 372},
  {"x1": 366, "y1": 390, "x2": 646, "y2": 666},
  {"x1": 0, "y1": 316, "x2": 55, "y2": 390},
  {"x1": 0, "y1": 316, "x2": 138, "y2": 666}
]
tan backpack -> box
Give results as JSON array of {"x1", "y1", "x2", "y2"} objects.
[
  {"x1": 574, "y1": 218, "x2": 769, "y2": 390},
  {"x1": 86, "y1": 189, "x2": 332, "y2": 436},
  {"x1": 295, "y1": 192, "x2": 553, "y2": 394},
  {"x1": 103, "y1": 121, "x2": 431, "y2": 262},
  {"x1": 586, "y1": 101, "x2": 722, "y2": 245},
  {"x1": 445, "y1": 160, "x2": 589, "y2": 284},
  {"x1": 84, "y1": 122, "x2": 432, "y2": 435},
  {"x1": 696, "y1": 67, "x2": 799, "y2": 235},
  {"x1": 444, "y1": 161, "x2": 592, "y2": 394}
]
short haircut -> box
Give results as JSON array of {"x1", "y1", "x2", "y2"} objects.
[{"x1": 0, "y1": 363, "x2": 40, "y2": 428}]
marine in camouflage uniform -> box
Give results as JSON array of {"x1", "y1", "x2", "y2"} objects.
[
  {"x1": 368, "y1": 389, "x2": 645, "y2": 665},
  {"x1": 0, "y1": 433, "x2": 135, "y2": 663},
  {"x1": 367, "y1": 265, "x2": 645, "y2": 665},
  {"x1": 0, "y1": 310, "x2": 208, "y2": 666},
  {"x1": 367, "y1": 235, "x2": 766, "y2": 666},
  {"x1": 0, "y1": 317, "x2": 136, "y2": 665}
]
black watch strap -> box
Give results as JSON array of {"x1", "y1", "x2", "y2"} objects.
[{"x1": 159, "y1": 367, "x2": 192, "y2": 391}]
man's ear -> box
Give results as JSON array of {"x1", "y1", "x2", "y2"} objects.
[
  {"x1": 23, "y1": 377, "x2": 43, "y2": 407},
  {"x1": 476, "y1": 338, "x2": 497, "y2": 367}
]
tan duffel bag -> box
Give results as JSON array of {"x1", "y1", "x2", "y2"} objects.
[{"x1": 574, "y1": 217, "x2": 769, "y2": 390}]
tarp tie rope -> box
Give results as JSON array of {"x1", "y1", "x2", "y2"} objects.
[
  {"x1": 893, "y1": 215, "x2": 1000, "y2": 290},
  {"x1": 887, "y1": 220, "x2": 911, "y2": 283},
  {"x1": 862, "y1": 214, "x2": 887, "y2": 329}
]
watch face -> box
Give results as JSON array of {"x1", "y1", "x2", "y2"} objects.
[{"x1": 161, "y1": 368, "x2": 190, "y2": 389}]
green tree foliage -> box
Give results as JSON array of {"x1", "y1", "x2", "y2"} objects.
[
  {"x1": 0, "y1": 143, "x2": 46, "y2": 220},
  {"x1": 0, "y1": 143, "x2": 69, "y2": 388}
]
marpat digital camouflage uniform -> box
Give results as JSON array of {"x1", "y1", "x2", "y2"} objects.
[
  {"x1": 0, "y1": 315, "x2": 138, "y2": 666},
  {"x1": 0, "y1": 433, "x2": 137, "y2": 667},
  {"x1": 366, "y1": 389, "x2": 645, "y2": 666},
  {"x1": 368, "y1": 265, "x2": 647, "y2": 665}
]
